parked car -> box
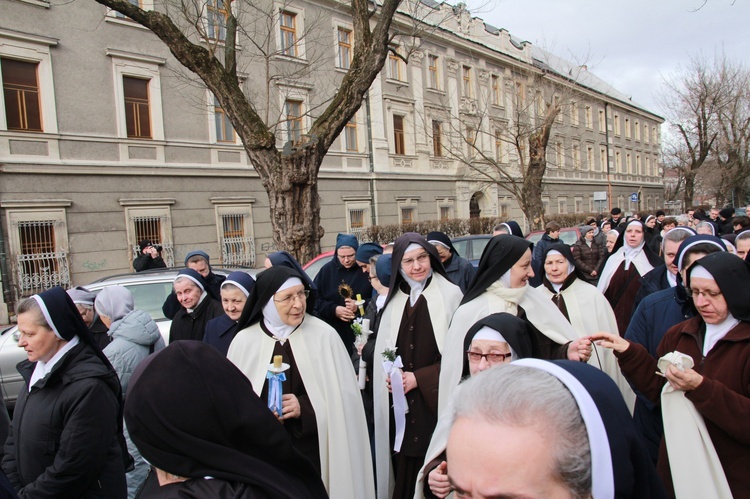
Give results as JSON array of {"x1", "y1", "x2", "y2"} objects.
[
  {"x1": 526, "y1": 227, "x2": 582, "y2": 246},
  {"x1": 303, "y1": 250, "x2": 335, "y2": 280},
  {"x1": 450, "y1": 235, "x2": 492, "y2": 267},
  {"x1": 0, "y1": 267, "x2": 257, "y2": 410}
]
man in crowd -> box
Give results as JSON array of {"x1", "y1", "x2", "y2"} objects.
[
  {"x1": 735, "y1": 230, "x2": 750, "y2": 259},
  {"x1": 426, "y1": 231, "x2": 476, "y2": 293},
  {"x1": 530, "y1": 222, "x2": 560, "y2": 287},
  {"x1": 132, "y1": 240, "x2": 166, "y2": 272},
  {"x1": 162, "y1": 250, "x2": 225, "y2": 320},
  {"x1": 608, "y1": 207, "x2": 624, "y2": 228}
]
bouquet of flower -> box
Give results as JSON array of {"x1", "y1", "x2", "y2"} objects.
[
  {"x1": 382, "y1": 345, "x2": 398, "y2": 362},
  {"x1": 351, "y1": 318, "x2": 363, "y2": 337}
]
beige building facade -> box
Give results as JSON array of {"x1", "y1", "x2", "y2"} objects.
[{"x1": 0, "y1": 0, "x2": 662, "y2": 315}]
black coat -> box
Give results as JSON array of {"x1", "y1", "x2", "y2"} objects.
[
  {"x1": 2, "y1": 343, "x2": 126, "y2": 498},
  {"x1": 169, "y1": 296, "x2": 225, "y2": 343},
  {"x1": 633, "y1": 264, "x2": 670, "y2": 313},
  {"x1": 203, "y1": 314, "x2": 240, "y2": 357},
  {"x1": 162, "y1": 272, "x2": 225, "y2": 320},
  {"x1": 312, "y1": 256, "x2": 372, "y2": 353},
  {"x1": 530, "y1": 233, "x2": 559, "y2": 287},
  {"x1": 132, "y1": 254, "x2": 166, "y2": 272}
]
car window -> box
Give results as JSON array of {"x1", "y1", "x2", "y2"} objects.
[
  {"x1": 527, "y1": 233, "x2": 543, "y2": 245},
  {"x1": 469, "y1": 238, "x2": 490, "y2": 260},
  {"x1": 123, "y1": 282, "x2": 173, "y2": 321},
  {"x1": 304, "y1": 259, "x2": 328, "y2": 281},
  {"x1": 560, "y1": 230, "x2": 578, "y2": 245},
  {"x1": 452, "y1": 240, "x2": 469, "y2": 258}
]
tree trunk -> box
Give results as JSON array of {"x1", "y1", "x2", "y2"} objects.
[
  {"x1": 683, "y1": 169, "x2": 695, "y2": 208},
  {"x1": 522, "y1": 132, "x2": 548, "y2": 231}
]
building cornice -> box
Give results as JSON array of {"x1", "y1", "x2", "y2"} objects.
[
  {"x1": 105, "y1": 48, "x2": 166, "y2": 65},
  {"x1": 0, "y1": 28, "x2": 58, "y2": 46},
  {"x1": 119, "y1": 198, "x2": 176, "y2": 206},
  {"x1": 210, "y1": 196, "x2": 257, "y2": 204},
  {"x1": 0, "y1": 199, "x2": 71, "y2": 208}
]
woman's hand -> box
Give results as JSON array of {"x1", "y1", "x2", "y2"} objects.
[
  {"x1": 385, "y1": 370, "x2": 418, "y2": 394},
  {"x1": 335, "y1": 306, "x2": 355, "y2": 321},
  {"x1": 281, "y1": 394, "x2": 301, "y2": 420},
  {"x1": 665, "y1": 364, "x2": 703, "y2": 391},
  {"x1": 428, "y1": 461, "x2": 451, "y2": 498},
  {"x1": 590, "y1": 332, "x2": 630, "y2": 353},
  {"x1": 567, "y1": 337, "x2": 592, "y2": 362}
]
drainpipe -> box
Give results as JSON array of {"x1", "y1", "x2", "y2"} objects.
[
  {"x1": 0, "y1": 208, "x2": 13, "y2": 318},
  {"x1": 365, "y1": 92, "x2": 377, "y2": 227}
]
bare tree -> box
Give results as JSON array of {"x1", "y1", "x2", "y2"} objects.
[{"x1": 94, "y1": 0, "x2": 404, "y2": 261}]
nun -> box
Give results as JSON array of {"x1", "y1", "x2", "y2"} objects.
[
  {"x1": 597, "y1": 219, "x2": 662, "y2": 335},
  {"x1": 168, "y1": 268, "x2": 225, "y2": 343},
  {"x1": 67, "y1": 286, "x2": 111, "y2": 349},
  {"x1": 438, "y1": 235, "x2": 591, "y2": 416},
  {"x1": 372, "y1": 233, "x2": 463, "y2": 499},
  {"x1": 417, "y1": 313, "x2": 533, "y2": 498},
  {"x1": 1, "y1": 287, "x2": 128, "y2": 498},
  {"x1": 492, "y1": 220, "x2": 525, "y2": 238},
  {"x1": 227, "y1": 266, "x2": 374, "y2": 498},
  {"x1": 538, "y1": 243, "x2": 635, "y2": 412},
  {"x1": 203, "y1": 271, "x2": 256, "y2": 356},
  {"x1": 593, "y1": 251, "x2": 750, "y2": 497},
  {"x1": 95, "y1": 285, "x2": 165, "y2": 498},
  {"x1": 426, "y1": 231, "x2": 476, "y2": 292},
  {"x1": 124, "y1": 341, "x2": 328, "y2": 498},
  {"x1": 445, "y1": 361, "x2": 665, "y2": 498}
]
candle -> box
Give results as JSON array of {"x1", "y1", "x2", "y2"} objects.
[
  {"x1": 362, "y1": 318, "x2": 370, "y2": 333},
  {"x1": 273, "y1": 355, "x2": 283, "y2": 369},
  {"x1": 356, "y1": 293, "x2": 365, "y2": 316}
]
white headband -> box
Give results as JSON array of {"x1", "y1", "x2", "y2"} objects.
[
  {"x1": 222, "y1": 279, "x2": 250, "y2": 297},
  {"x1": 31, "y1": 294, "x2": 62, "y2": 340},
  {"x1": 174, "y1": 274, "x2": 204, "y2": 291},
  {"x1": 689, "y1": 265, "x2": 715, "y2": 281},
  {"x1": 472, "y1": 326, "x2": 507, "y2": 343},
  {"x1": 677, "y1": 240, "x2": 725, "y2": 271}
]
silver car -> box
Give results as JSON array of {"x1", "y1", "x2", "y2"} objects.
[{"x1": 0, "y1": 268, "x2": 257, "y2": 409}]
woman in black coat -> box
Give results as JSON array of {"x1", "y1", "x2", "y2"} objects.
[{"x1": 1, "y1": 287, "x2": 128, "y2": 498}]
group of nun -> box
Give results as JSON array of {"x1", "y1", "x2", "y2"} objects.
[{"x1": 4, "y1": 220, "x2": 749, "y2": 499}]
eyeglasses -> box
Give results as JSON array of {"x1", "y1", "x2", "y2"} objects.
[
  {"x1": 401, "y1": 253, "x2": 430, "y2": 268},
  {"x1": 273, "y1": 289, "x2": 310, "y2": 305},
  {"x1": 367, "y1": 275, "x2": 379, "y2": 282},
  {"x1": 686, "y1": 288, "x2": 722, "y2": 300},
  {"x1": 466, "y1": 351, "x2": 512, "y2": 364},
  {"x1": 338, "y1": 253, "x2": 356, "y2": 261}
]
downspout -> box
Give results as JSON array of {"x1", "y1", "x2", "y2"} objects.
[
  {"x1": 604, "y1": 102, "x2": 612, "y2": 212},
  {"x1": 365, "y1": 92, "x2": 377, "y2": 227},
  {"x1": 0, "y1": 207, "x2": 13, "y2": 318}
]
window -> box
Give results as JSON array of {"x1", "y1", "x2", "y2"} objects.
[
  {"x1": 337, "y1": 27, "x2": 352, "y2": 69},
  {"x1": 615, "y1": 150, "x2": 622, "y2": 172},
  {"x1": 644, "y1": 123, "x2": 649, "y2": 143},
  {"x1": 213, "y1": 94, "x2": 234, "y2": 142},
  {"x1": 585, "y1": 106, "x2": 592, "y2": 129},
  {"x1": 495, "y1": 130, "x2": 507, "y2": 163},
  {"x1": 575, "y1": 197, "x2": 583, "y2": 213},
  {"x1": 635, "y1": 120, "x2": 641, "y2": 141},
  {"x1": 123, "y1": 76, "x2": 151, "y2": 139},
  {"x1": 344, "y1": 115, "x2": 357, "y2": 152},
  {"x1": 625, "y1": 117, "x2": 631, "y2": 139},
  {"x1": 432, "y1": 120, "x2": 442, "y2": 157},
  {"x1": 570, "y1": 101, "x2": 578, "y2": 126},
  {"x1": 122, "y1": 204, "x2": 175, "y2": 268},
  {"x1": 388, "y1": 47, "x2": 404, "y2": 81},
  {"x1": 217, "y1": 206, "x2": 255, "y2": 266},
  {"x1": 393, "y1": 115, "x2": 405, "y2": 155},
  {"x1": 1, "y1": 58, "x2": 42, "y2": 132},
  {"x1": 491, "y1": 75, "x2": 501, "y2": 105},
  {"x1": 600, "y1": 146, "x2": 606, "y2": 172},
  {"x1": 345, "y1": 201, "x2": 371, "y2": 238},
  {"x1": 207, "y1": 0, "x2": 228, "y2": 41},
  {"x1": 652, "y1": 126, "x2": 657, "y2": 143},
  {"x1": 636, "y1": 154, "x2": 642, "y2": 175},
  {"x1": 556, "y1": 141, "x2": 564, "y2": 168},
  {"x1": 6, "y1": 209, "x2": 71, "y2": 300},
  {"x1": 440, "y1": 206, "x2": 451, "y2": 221},
  {"x1": 598, "y1": 109, "x2": 605, "y2": 132},
  {"x1": 462, "y1": 66, "x2": 472, "y2": 98},
  {"x1": 280, "y1": 10, "x2": 298, "y2": 57},
  {"x1": 465, "y1": 126, "x2": 476, "y2": 158},
  {"x1": 626, "y1": 152, "x2": 632, "y2": 173},
  {"x1": 401, "y1": 207, "x2": 414, "y2": 224},
  {"x1": 350, "y1": 208, "x2": 365, "y2": 230},
  {"x1": 285, "y1": 99, "x2": 303, "y2": 145},
  {"x1": 586, "y1": 145, "x2": 594, "y2": 170},
  {"x1": 500, "y1": 204, "x2": 508, "y2": 218},
  {"x1": 515, "y1": 82, "x2": 525, "y2": 108},
  {"x1": 428, "y1": 54, "x2": 439, "y2": 89},
  {"x1": 572, "y1": 142, "x2": 580, "y2": 169},
  {"x1": 646, "y1": 156, "x2": 652, "y2": 176},
  {"x1": 613, "y1": 113, "x2": 620, "y2": 136},
  {"x1": 558, "y1": 197, "x2": 567, "y2": 214}
]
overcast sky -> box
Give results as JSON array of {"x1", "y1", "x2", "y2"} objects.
[{"x1": 465, "y1": 0, "x2": 750, "y2": 117}]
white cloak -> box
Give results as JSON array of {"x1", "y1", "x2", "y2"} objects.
[
  {"x1": 539, "y1": 278, "x2": 636, "y2": 413},
  {"x1": 597, "y1": 245, "x2": 654, "y2": 294},
  {"x1": 372, "y1": 273, "x2": 462, "y2": 499},
  {"x1": 227, "y1": 314, "x2": 375, "y2": 499},
  {"x1": 437, "y1": 284, "x2": 578, "y2": 415}
]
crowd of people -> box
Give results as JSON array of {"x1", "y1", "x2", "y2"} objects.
[{"x1": 0, "y1": 204, "x2": 748, "y2": 499}]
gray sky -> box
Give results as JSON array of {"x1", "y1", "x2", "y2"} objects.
[{"x1": 466, "y1": 0, "x2": 750, "y2": 117}]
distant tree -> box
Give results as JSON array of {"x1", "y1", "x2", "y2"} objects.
[{"x1": 92, "y1": 0, "x2": 405, "y2": 261}]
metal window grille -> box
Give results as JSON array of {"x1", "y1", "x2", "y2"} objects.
[
  {"x1": 130, "y1": 215, "x2": 174, "y2": 266},
  {"x1": 440, "y1": 206, "x2": 450, "y2": 221},
  {"x1": 14, "y1": 220, "x2": 70, "y2": 299},
  {"x1": 220, "y1": 213, "x2": 255, "y2": 266},
  {"x1": 349, "y1": 209, "x2": 368, "y2": 240}
]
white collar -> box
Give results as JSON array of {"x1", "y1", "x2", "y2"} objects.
[
  {"x1": 704, "y1": 314, "x2": 740, "y2": 356},
  {"x1": 666, "y1": 270, "x2": 677, "y2": 288},
  {"x1": 29, "y1": 335, "x2": 80, "y2": 391}
]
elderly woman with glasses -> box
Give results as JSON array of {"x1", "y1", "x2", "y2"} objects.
[
  {"x1": 593, "y1": 251, "x2": 750, "y2": 498},
  {"x1": 227, "y1": 266, "x2": 374, "y2": 499}
]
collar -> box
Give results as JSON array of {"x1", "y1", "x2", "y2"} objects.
[
  {"x1": 187, "y1": 291, "x2": 208, "y2": 314},
  {"x1": 29, "y1": 336, "x2": 81, "y2": 391}
]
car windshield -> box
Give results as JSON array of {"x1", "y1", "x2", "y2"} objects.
[
  {"x1": 120, "y1": 281, "x2": 173, "y2": 321},
  {"x1": 469, "y1": 238, "x2": 490, "y2": 260},
  {"x1": 560, "y1": 231, "x2": 578, "y2": 245},
  {"x1": 452, "y1": 240, "x2": 469, "y2": 258}
]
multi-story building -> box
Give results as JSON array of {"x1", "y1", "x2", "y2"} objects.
[{"x1": 0, "y1": 0, "x2": 662, "y2": 318}]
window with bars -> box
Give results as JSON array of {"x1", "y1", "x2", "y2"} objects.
[
  {"x1": 337, "y1": 28, "x2": 352, "y2": 69},
  {"x1": 1, "y1": 58, "x2": 43, "y2": 132},
  {"x1": 285, "y1": 99, "x2": 303, "y2": 145},
  {"x1": 345, "y1": 116, "x2": 357, "y2": 151},
  {"x1": 207, "y1": 0, "x2": 228, "y2": 41},
  {"x1": 432, "y1": 120, "x2": 442, "y2": 157},
  {"x1": 214, "y1": 94, "x2": 235, "y2": 142},
  {"x1": 123, "y1": 76, "x2": 151, "y2": 138},
  {"x1": 428, "y1": 55, "x2": 439, "y2": 89},
  {"x1": 440, "y1": 206, "x2": 451, "y2": 221},
  {"x1": 393, "y1": 115, "x2": 405, "y2": 155},
  {"x1": 280, "y1": 11, "x2": 298, "y2": 57},
  {"x1": 401, "y1": 207, "x2": 414, "y2": 224},
  {"x1": 14, "y1": 219, "x2": 69, "y2": 298},
  {"x1": 127, "y1": 209, "x2": 174, "y2": 267},
  {"x1": 219, "y1": 212, "x2": 255, "y2": 266}
]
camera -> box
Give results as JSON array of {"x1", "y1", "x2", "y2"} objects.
[{"x1": 153, "y1": 244, "x2": 163, "y2": 253}]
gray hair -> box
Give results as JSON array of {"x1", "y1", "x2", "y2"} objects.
[
  {"x1": 736, "y1": 231, "x2": 750, "y2": 245},
  {"x1": 675, "y1": 214, "x2": 690, "y2": 226},
  {"x1": 452, "y1": 365, "x2": 591, "y2": 498},
  {"x1": 662, "y1": 226, "x2": 693, "y2": 251},
  {"x1": 16, "y1": 297, "x2": 51, "y2": 329},
  {"x1": 173, "y1": 276, "x2": 201, "y2": 290},
  {"x1": 695, "y1": 221, "x2": 715, "y2": 234}
]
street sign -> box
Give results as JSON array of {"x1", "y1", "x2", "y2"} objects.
[
  {"x1": 630, "y1": 192, "x2": 638, "y2": 203},
  {"x1": 593, "y1": 191, "x2": 607, "y2": 201}
]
